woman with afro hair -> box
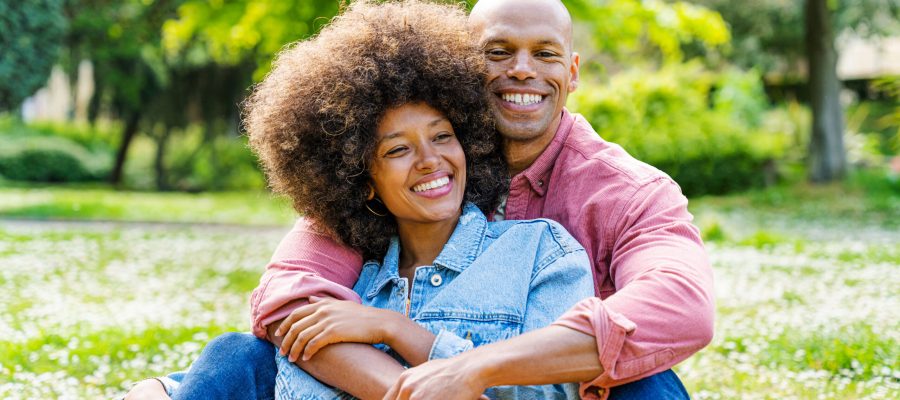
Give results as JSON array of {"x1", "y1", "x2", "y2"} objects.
[{"x1": 124, "y1": 1, "x2": 592, "y2": 399}]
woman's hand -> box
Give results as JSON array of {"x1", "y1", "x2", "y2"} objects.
[
  {"x1": 275, "y1": 296, "x2": 399, "y2": 362},
  {"x1": 123, "y1": 379, "x2": 170, "y2": 400}
]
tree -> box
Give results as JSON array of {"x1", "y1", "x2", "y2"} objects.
[
  {"x1": 691, "y1": 0, "x2": 900, "y2": 182},
  {"x1": 0, "y1": 0, "x2": 66, "y2": 111},
  {"x1": 805, "y1": 0, "x2": 845, "y2": 181}
]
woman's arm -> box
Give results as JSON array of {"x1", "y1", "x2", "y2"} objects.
[{"x1": 274, "y1": 296, "x2": 437, "y2": 366}]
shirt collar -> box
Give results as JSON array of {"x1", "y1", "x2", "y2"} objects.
[
  {"x1": 517, "y1": 108, "x2": 576, "y2": 196},
  {"x1": 366, "y1": 202, "x2": 488, "y2": 299}
]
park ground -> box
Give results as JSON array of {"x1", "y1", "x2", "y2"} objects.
[{"x1": 0, "y1": 176, "x2": 897, "y2": 399}]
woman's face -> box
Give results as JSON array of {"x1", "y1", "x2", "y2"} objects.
[{"x1": 370, "y1": 102, "x2": 466, "y2": 225}]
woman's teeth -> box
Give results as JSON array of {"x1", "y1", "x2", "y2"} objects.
[
  {"x1": 501, "y1": 93, "x2": 543, "y2": 106},
  {"x1": 412, "y1": 176, "x2": 450, "y2": 193}
]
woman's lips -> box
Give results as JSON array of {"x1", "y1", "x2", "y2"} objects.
[{"x1": 411, "y1": 176, "x2": 453, "y2": 199}]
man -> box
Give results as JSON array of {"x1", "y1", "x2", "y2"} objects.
[{"x1": 127, "y1": 0, "x2": 712, "y2": 399}]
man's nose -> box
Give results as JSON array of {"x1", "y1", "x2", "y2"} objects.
[{"x1": 507, "y1": 52, "x2": 537, "y2": 81}]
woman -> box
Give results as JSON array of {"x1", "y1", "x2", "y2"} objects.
[{"x1": 125, "y1": 1, "x2": 592, "y2": 399}]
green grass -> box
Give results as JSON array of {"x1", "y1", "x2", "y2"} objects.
[
  {"x1": 1, "y1": 177, "x2": 898, "y2": 399},
  {"x1": 0, "y1": 185, "x2": 294, "y2": 226}
]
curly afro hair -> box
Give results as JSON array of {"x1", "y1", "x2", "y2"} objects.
[{"x1": 245, "y1": 0, "x2": 508, "y2": 259}]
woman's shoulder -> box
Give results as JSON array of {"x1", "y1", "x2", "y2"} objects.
[{"x1": 486, "y1": 218, "x2": 585, "y2": 258}]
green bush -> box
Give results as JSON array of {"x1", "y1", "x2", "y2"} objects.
[
  {"x1": 570, "y1": 63, "x2": 786, "y2": 196},
  {"x1": 0, "y1": 136, "x2": 110, "y2": 183}
]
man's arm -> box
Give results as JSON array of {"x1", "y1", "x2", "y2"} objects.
[
  {"x1": 554, "y1": 178, "x2": 714, "y2": 391},
  {"x1": 384, "y1": 325, "x2": 601, "y2": 400}
]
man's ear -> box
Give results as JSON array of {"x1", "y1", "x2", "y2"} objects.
[{"x1": 568, "y1": 52, "x2": 580, "y2": 93}]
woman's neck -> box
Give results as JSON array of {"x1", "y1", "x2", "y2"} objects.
[{"x1": 396, "y1": 210, "x2": 461, "y2": 273}]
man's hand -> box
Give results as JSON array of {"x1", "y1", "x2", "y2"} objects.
[
  {"x1": 123, "y1": 379, "x2": 170, "y2": 400},
  {"x1": 275, "y1": 296, "x2": 397, "y2": 362},
  {"x1": 383, "y1": 358, "x2": 489, "y2": 400}
]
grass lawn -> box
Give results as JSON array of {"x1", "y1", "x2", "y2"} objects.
[
  {"x1": 0, "y1": 185, "x2": 295, "y2": 226},
  {"x1": 0, "y1": 179, "x2": 897, "y2": 398}
]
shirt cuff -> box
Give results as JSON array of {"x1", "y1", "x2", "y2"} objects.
[
  {"x1": 427, "y1": 329, "x2": 473, "y2": 360},
  {"x1": 552, "y1": 298, "x2": 637, "y2": 399}
]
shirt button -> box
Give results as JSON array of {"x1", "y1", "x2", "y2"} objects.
[
  {"x1": 430, "y1": 274, "x2": 443, "y2": 287},
  {"x1": 537, "y1": 180, "x2": 544, "y2": 186}
]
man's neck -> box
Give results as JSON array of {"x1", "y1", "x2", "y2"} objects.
[{"x1": 503, "y1": 122, "x2": 560, "y2": 177}]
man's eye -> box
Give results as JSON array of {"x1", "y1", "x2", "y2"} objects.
[
  {"x1": 486, "y1": 49, "x2": 509, "y2": 57},
  {"x1": 536, "y1": 51, "x2": 557, "y2": 58}
]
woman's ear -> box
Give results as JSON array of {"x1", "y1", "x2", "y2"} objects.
[{"x1": 367, "y1": 183, "x2": 376, "y2": 201}]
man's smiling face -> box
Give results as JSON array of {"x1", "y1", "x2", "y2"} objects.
[{"x1": 469, "y1": 0, "x2": 580, "y2": 145}]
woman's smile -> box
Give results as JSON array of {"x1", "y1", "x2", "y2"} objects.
[{"x1": 411, "y1": 172, "x2": 454, "y2": 198}]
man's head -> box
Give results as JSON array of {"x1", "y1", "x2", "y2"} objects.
[{"x1": 469, "y1": 0, "x2": 580, "y2": 145}]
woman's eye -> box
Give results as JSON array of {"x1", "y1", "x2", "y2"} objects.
[
  {"x1": 385, "y1": 147, "x2": 407, "y2": 156},
  {"x1": 435, "y1": 132, "x2": 453, "y2": 142}
]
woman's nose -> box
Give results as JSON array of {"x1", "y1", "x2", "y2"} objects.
[{"x1": 415, "y1": 145, "x2": 441, "y2": 171}]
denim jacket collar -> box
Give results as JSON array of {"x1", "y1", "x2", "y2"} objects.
[{"x1": 366, "y1": 202, "x2": 488, "y2": 299}]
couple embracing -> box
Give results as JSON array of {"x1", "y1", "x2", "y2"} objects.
[{"x1": 126, "y1": 0, "x2": 713, "y2": 399}]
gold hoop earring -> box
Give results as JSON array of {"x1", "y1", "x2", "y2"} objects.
[{"x1": 365, "y1": 197, "x2": 388, "y2": 217}]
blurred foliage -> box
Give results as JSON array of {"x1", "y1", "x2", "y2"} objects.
[
  {"x1": 567, "y1": 0, "x2": 730, "y2": 68},
  {"x1": 690, "y1": 0, "x2": 900, "y2": 77},
  {"x1": 161, "y1": 0, "x2": 339, "y2": 80},
  {"x1": 0, "y1": 0, "x2": 66, "y2": 110},
  {"x1": 0, "y1": 136, "x2": 110, "y2": 183},
  {"x1": 571, "y1": 62, "x2": 786, "y2": 196}
]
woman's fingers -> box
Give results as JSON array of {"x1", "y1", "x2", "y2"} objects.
[
  {"x1": 288, "y1": 322, "x2": 324, "y2": 362},
  {"x1": 275, "y1": 301, "x2": 321, "y2": 336},
  {"x1": 301, "y1": 326, "x2": 338, "y2": 360},
  {"x1": 279, "y1": 310, "x2": 321, "y2": 356}
]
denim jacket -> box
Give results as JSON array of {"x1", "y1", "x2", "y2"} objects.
[
  {"x1": 154, "y1": 203, "x2": 593, "y2": 399},
  {"x1": 351, "y1": 202, "x2": 593, "y2": 399}
]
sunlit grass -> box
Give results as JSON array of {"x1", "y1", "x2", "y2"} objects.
[
  {"x1": 1, "y1": 179, "x2": 897, "y2": 398},
  {"x1": 0, "y1": 185, "x2": 294, "y2": 226}
]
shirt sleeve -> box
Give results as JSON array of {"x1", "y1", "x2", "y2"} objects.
[
  {"x1": 249, "y1": 218, "x2": 365, "y2": 338},
  {"x1": 552, "y1": 178, "x2": 715, "y2": 398}
]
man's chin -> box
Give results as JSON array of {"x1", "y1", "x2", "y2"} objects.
[{"x1": 495, "y1": 119, "x2": 552, "y2": 142}]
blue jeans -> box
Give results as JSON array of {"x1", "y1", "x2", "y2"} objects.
[{"x1": 170, "y1": 332, "x2": 689, "y2": 400}]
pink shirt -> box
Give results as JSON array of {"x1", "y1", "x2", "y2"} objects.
[{"x1": 249, "y1": 109, "x2": 714, "y2": 397}]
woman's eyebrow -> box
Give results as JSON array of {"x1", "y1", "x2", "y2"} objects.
[{"x1": 428, "y1": 117, "x2": 449, "y2": 128}]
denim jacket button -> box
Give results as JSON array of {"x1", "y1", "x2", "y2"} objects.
[{"x1": 430, "y1": 274, "x2": 443, "y2": 286}]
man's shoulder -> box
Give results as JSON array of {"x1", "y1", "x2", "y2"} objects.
[{"x1": 557, "y1": 112, "x2": 673, "y2": 189}]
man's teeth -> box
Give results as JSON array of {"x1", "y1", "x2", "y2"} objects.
[
  {"x1": 412, "y1": 176, "x2": 450, "y2": 193},
  {"x1": 501, "y1": 93, "x2": 543, "y2": 106}
]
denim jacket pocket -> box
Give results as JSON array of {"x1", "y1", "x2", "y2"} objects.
[{"x1": 415, "y1": 310, "x2": 522, "y2": 347}]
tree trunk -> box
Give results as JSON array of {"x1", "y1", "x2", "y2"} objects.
[
  {"x1": 109, "y1": 112, "x2": 141, "y2": 186},
  {"x1": 154, "y1": 128, "x2": 170, "y2": 191},
  {"x1": 805, "y1": 0, "x2": 846, "y2": 182}
]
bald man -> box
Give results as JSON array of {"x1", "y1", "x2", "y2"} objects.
[
  {"x1": 126, "y1": 1, "x2": 712, "y2": 399},
  {"x1": 381, "y1": 1, "x2": 711, "y2": 398}
]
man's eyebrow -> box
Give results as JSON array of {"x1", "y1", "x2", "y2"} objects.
[{"x1": 481, "y1": 38, "x2": 564, "y2": 48}]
